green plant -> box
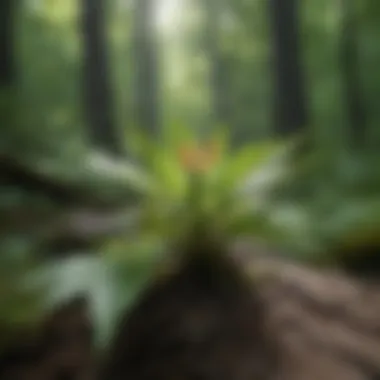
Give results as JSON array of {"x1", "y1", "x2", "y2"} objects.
[
  {"x1": 100, "y1": 125, "x2": 305, "y2": 380},
  {"x1": 113, "y1": 125, "x2": 302, "y2": 254}
]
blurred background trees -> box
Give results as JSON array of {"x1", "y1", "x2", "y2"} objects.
[
  {"x1": 81, "y1": 0, "x2": 121, "y2": 155},
  {"x1": 0, "y1": 0, "x2": 380, "y2": 376}
]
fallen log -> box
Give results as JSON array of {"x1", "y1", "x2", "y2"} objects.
[{"x1": 102, "y1": 241, "x2": 380, "y2": 380}]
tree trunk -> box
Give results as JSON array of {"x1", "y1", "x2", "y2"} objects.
[
  {"x1": 81, "y1": 0, "x2": 121, "y2": 156},
  {"x1": 0, "y1": 0, "x2": 14, "y2": 88},
  {"x1": 204, "y1": 0, "x2": 232, "y2": 131},
  {"x1": 0, "y1": 0, "x2": 17, "y2": 156},
  {"x1": 340, "y1": 0, "x2": 367, "y2": 147},
  {"x1": 132, "y1": 0, "x2": 161, "y2": 134},
  {"x1": 268, "y1": 0, "x2": 308, "y2": 137}
]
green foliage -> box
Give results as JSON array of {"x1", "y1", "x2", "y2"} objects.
[
  {"x1": 116, "y1": 125, "x2": 300, "y2": 251},
  {"x1": 263, "y1": 147, "x2": 380, "y2": 260}
]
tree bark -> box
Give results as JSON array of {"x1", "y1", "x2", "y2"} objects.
[
  {"x1": 204, "y1": 0, "x2": 232, "y2": 130},
  {"x1": 81, "y1": 0, "x2": 122, "y2": 156},
  {"x1": 269, "y1": 0, "x2": 309, "y2": 137},
  {"x1": 132, "y1": 0, "x2": 161, "y2": 134}
]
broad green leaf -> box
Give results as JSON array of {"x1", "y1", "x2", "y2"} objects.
[
  {"x1": 84, "y1": 152, "x2": 155, "y2": 195},
  {"x1": 220, "y1": 140, "x2": 287, "y2": 193}
]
